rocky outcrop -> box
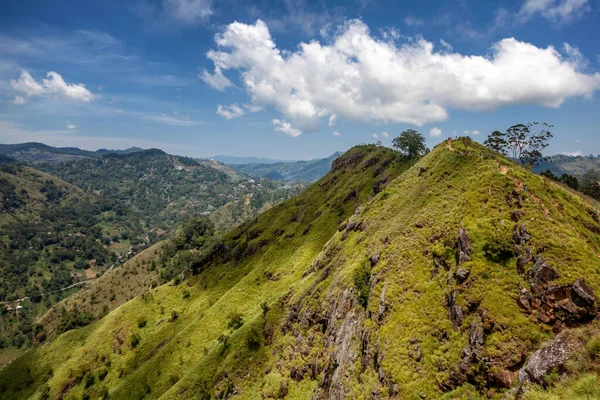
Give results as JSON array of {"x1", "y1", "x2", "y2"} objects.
[
  {"x1": 457, "y1": 228, "x2": 472, "y2": 264},
  {"x1": 518, "y1": 333, "x2": 580, "y2": 389},
  {"x1": 517, "y1": 257, "x2": 597, "y2": 331},
  {"x1": 455, "y1": 268, "x2": 470, "y2": 284},
  {"x1": 459, "y1": 318, "x2": 485, "y2": 373},
  {"x1": 447, "y1": 291, "x2": 464, "y2": 331},
  {"x1": 513, "y1": 224, "x2": 532, "y2": 274}
]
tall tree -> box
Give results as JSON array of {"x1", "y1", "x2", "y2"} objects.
[
  {"x1": 484, "y1": 122, "x2": 553, "y2": 167},
  {"x1": 392, "y1": 129, "x2": 427, "y2": 158}
]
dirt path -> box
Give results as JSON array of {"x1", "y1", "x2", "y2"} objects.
[{"x1": 446, "y1": 139, "x2": 455, "y2": 152}]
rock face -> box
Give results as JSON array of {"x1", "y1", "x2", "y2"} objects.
[
  {"x1": 455, "y1": 268, "x2": 470, "y2": 284},
  {"x1": 513, "y1": 224, "x2": 532, "y2": 274},
  {"x1": 447, "y1": 291, "x2": 464, "y2": 331},
  {"x1": 518, "y1": 257, "x2": 597, "y2": 330},
  {"x1": 457, "y1": 228, "x2": 472, "y2": 264},
  {"x1": 528, "y1": 257, "x2": 560, "y2": 296},
  {"x1": 518, "y1": 334, "x2": 579, "y2": 389},
  {"x1": 459, "y1": 318, "x2": 485, "y2": 373}
]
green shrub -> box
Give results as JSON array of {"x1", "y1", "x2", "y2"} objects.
[
  {"x1": 227, "y1": 312, "x2": 244, "y2": 330},
  {"x1": 354, "y1": 264, "x2": 371, "y2": 308}
]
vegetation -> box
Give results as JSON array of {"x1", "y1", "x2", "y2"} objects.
[
  {"x1": 234, "y1": 152, "x2": 341, "y2": 182},
  {"x1": 392, "y1": 129, "x2": 428, "y2": 158},
  {"x1": 484, "y1": 122, "x2": 553, "y2": 167},
  {"x1": 1, "y1": 141, "x2": 600, "y2": 400}
]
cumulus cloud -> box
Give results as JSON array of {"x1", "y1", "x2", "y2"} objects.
[
  {"x1": 216, "y1": 104, "x2": 244, "y2": 119},
  {"x1": 11, "y1": 70, "x2": 96, "y2": 103},
  {"x1": 115, "y1": 108, "x2": 202, "y2": 126},
  {"x1": 203, "y1": 19, "x2": 600, "y2": 131},
  {"x1": 380, "y1": 132, "x2": 390, "y2": 138},
  {"x1": 163, "y1": 0, "x2": 212, "y2": 24},
  {"x1": 518, "y1": 0, "x2": 590, "y2": 23},
  {"x1": 429, "y1": 127, "x2": 442, "y2": 137},
  {"x1": 371, "y1": 133, "x2": 379, "y2": 139},
  {"x1": 328, "y1": 114, "x2": 337, "y2": 127},
  {"x1": 463, "y1": 130, "x2": 481, "y2": 135},
  {"x1": 562, "y1": 150, "x2": 583, "y2": 156},
  {"x1": 66, "y1": 123, "x2": 77, "y2": 130},
  {"x1": 332, "y1": 130, "x2": 341, "y2": 136},
  {"x1": 272, "y1": 119, "x2": 301, "y2": 137}
]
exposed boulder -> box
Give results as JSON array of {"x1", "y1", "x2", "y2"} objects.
[
  {"x1": 572, "y1": 279, "x2": 596, "y2": 309},
  {"x1": 528, "y1": 257, "x2": 559, "y2": 296},
  {"x1": 457, "y1": 228, "x2": 472, "y2": 264},
  {"x1": 455, "y1": 268, "x2": 470, "y2": 284},
  {"x1": 370, "y1": 253, "x2": 381, "y2": 268},
  {"x1": 589, "y1": 208, "x2": 600, "y2": 223},
  {"x1": 518, "y1": 334, "x2": 579, "y2": 389}
]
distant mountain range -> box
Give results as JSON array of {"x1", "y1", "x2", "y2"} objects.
[
  {"x1": 0, "y1": 142, "x2": 143, "y2": 165},
  {"x1": 210, "y1": 155, "x2": 293, "y2": 165},
  {"x1": 533, "y1": 154, "x2": 600, "y2": 176},
  {"x1": 234, "y1": 152, "x2": 343, "y2": 182}
]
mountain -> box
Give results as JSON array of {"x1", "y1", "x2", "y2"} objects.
[
  {"x1": 0, "y1": 142, "x2": 143, "y2": 165},
  {"x1": 210, "y1": 155, "x2": 291, "y2": 165},
  {"x1": 235, "y1": 152, "x2": 342, "y2": 182},
  {"x1": 2, "y1": 141, "x2": 600, "y2": 399},
  {"x1": 0, "y1": 160, "x2": 145, "y2": 350},
  {"x1": 39, "y1": 149, "x2": 302, "y2": 233},
  {"x1": 534, "y1": 154, "x2": 600, "y2": 177}
]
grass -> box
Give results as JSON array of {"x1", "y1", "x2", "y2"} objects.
[{"x1": 2, "y1": 142, "x2": 600, "y2": 399}]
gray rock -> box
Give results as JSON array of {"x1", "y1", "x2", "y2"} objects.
[
  {"x1": 370, "y1": 253, "x2": 381, "y2": 267},
  {"x1": 455, "y1": 268, "x2": 470, "y2": 284},
  {"x1": 528, "y1": 257, "x2": 559, "y2": 296},
  {"x1": 513, "y1": 223, "x2": 531, "y2": 246},
  {"x1": 518, "y1": 335, "x2": 577, "y2": 388},
  {"x1": 572, "y1": 279, "x2": 596, "y2": 309},
  {"x1": 457, "y1": 228, "x2": 472, "y2": 264}
]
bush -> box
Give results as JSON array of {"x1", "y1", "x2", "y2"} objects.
[
  {"x1": 227, "y1": 312, "x2": 244, "y2": 330},
  {"x1": 130, "y1": 333, "x2": 141, "y2": 349},
  {"x1": 354, "y1": 264, "x2": 371, "y2": 308},
  {"x1": 137, "y1": 316, "x2": 147, "y2": 328}
]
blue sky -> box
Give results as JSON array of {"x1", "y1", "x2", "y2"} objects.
[{"x1": 0, "y1": 0, "x2": 599, "y2": 160}]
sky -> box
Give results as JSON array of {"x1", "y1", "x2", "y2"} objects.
[{"x1": 0, "y1": 0, "x2": 599, "y2": 160}]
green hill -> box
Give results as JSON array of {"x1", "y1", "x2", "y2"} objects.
[
  {"x1": 0, "y1": 142, "x2": 142, "y2": 165},
  {"x1": 0, "y1": 161, "x2": 146, "y2": 349},
  {"x1": 2, "y1": 141, "x2": 600, "y2": 399}
]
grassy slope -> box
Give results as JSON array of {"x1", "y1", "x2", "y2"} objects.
[
  {"x1": 2, "y1": 141, "x2": 599, "y2": 399},
  {"x1": 0, "y1": 145, "x2": 404, "y2": 399}
]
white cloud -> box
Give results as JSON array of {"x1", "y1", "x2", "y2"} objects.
[
  {"x1": 332, "y1": 130, "x2": 341, "y2": 136},
  {"x1": 562, "y1": 150, "x2": 583, "y2": 156},
  {"x1": 440, "y1": 39, "x2": 453, "y2": 52},
  {"x1": 66, "y1": 123, "x2": 77, "y2": 130},
  {"x1": 11, "y1": 70, "x2": 96, "y2": 103},
  {"x1": 429, "y1": 127, "x2": 442, "y2": 137},
  {"x1": 200, "y1": 67, "x2": 232, "y2": 91},
  {"x1": 404, "y1": 16, "x2": 424, "y2": 26},
  {"x1": 204, "y1": 19, "x2": 600, "y2": 129},
  {"x1": 272, "y1": 119, "x2": 301, "y2": 137},
  {"x1": 328, "y1": 114, "x2": 337, "y2": 127},
  {"x1": 463, "y1": 130, "x2": 481, "y2": 135},
  {"x1": 518, "y1": 0, "x2": 590, "y2": 23},
  {"x1": 371, "y1": 133, "x2": 379, "y2": 139},
  {"x1": 380, "y1": 131, "x2": 390, "y2": 138},
  {"x1": 216, "y1": 104, "x2": 244, "y2": 119},
  {"x1": 163, "y1": 0, "x2": 213, "y2": 24},
  {"x1": 575, "y1": 139, "x2": 583, "y2": 143},
  {"x1": 11, "y1": 96, "x2": 27, "y2": 105}
]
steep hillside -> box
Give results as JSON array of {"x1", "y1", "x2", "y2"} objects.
[
  {"x1": 0, "y1": 145, "x2": 404, "y2": 398},
  {"x1": 2, "y1": 142, "x2": 600, "y2": 400},
  {"x1": 234, "y1": 152, "x2": 341, "y2": 182}
]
